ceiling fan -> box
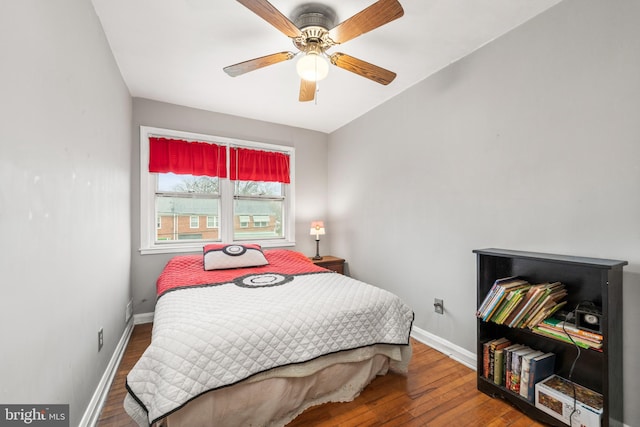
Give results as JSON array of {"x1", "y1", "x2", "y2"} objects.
[{"x1": 223, "y1": 0, "x2": 404, "y2": 102}]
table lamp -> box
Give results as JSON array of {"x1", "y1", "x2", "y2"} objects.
[{"x1": 310, "y1": 221, "x2": 325, "y2": 260}]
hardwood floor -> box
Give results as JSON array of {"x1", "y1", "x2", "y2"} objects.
[
  {"x1": 97, "y1": 324, "x2": 545, "y2": 426},
  {"x1": 97, "y1": 323, "x2": 152, "y2": 427}
]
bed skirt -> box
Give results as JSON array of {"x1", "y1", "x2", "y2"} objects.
[{"x1": 125, "y1": 343, "x2": 411, "y2": 427}]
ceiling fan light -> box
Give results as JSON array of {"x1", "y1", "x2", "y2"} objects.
[{"x1": 296, "y1": 53, "x2": 329, "y2": 82}]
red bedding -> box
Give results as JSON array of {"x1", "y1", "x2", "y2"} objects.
[{"x1": 156, "y1": 249, "x2": 329, "y2": 297}]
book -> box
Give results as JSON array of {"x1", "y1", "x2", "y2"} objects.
[
  {"x1": 483, "y1": 337, "x2": 510, "y2": 379},
  {"x1": 510, "y1": 282, "x2": 560, "y2": 328},
  {"x1": 478, "y1": 277, "x2": 529, "y2": 321},
  {"x1": 482, "y1": 340, "x2": 493, "y2": 378},
  {"x1": 519, "y1": 350, "x2": 544, "y2": 400},
  {"x1": 487, "y1": 281, "x2": 531, "y2": 322},
  {"x1": 495, "y1": 287, "x2": 529, "y2": 324},
  {"x1": 531, "y1": 326, "x2": 602, "y2": 350},
  {"x1": 490, "y1": 338, "x2": 511, "y2": 384},
  {"x1": 476, "y1": 276, "x2": 516, "y2": 317},
  {"x1": 503, "y1": 344, "x2": 526, "y2": 389},
  {"x1": 526, "y1": 286, "x2": 568, "y2": 326},
  {"x1": 520, "y1": 282, "x2": 566, "y2": 328},
  {"x1": 519, "y1": 288, "x2": 553, "y2": 327},
  {"x1": 525, "y1": 352, "x2": 556, "y2": 403},
  {"x1": 536, "y1": 322, "x2": 601, "y2": 346},
  {"x1": 540, "y1": 318, "x2": 603, "y2": 342},
  {"x1": 509, "y1": 347, "x2": 536, "y2": 392},
  {"x1": 504, "y1": 284, "x2": 545, "y2": 327},
  {"x1": 482, "y1": 341, "x2": 491, "y2": 378},
  {"x1": 480, "y1": 287, "x2": 509, "y2": 321},
  {"x1": 493, "y1": 348, "x2": 505, "y2": 386}
]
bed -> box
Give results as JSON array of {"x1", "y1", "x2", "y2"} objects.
[{"x1": 124, "y1": 246, "x2": 414, "y2": 427}]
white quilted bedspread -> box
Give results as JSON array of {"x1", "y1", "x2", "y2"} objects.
[{"x1": 125, "y1": 271, "x2": 413, "y2": 425}]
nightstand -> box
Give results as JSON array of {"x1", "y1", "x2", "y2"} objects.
[{"x1": 310, "y1": 256, "x2": 345, "y2": 274}]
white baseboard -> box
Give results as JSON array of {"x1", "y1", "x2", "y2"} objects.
[
  {"x1": 134, "y1": 312, "x2": 154, "y2": 324},
  {"x1": 410, "y1": 325, "x2": 477, "y2": 370},
  {"x1": 79, "y1": 319, "x2": 134, "y2": 427}
]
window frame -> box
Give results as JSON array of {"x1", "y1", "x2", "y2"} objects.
[
  {"x1": 139, "y1": 126, "x2": 295, "y2": 255},
  {"x1": 206, "y1": 215, "x2": 218, "y2": 229},
  {"x1": 253, "y1": 215, "x2": 270, "y2": 228}
]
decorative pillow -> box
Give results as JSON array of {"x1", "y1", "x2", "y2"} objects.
[{"x1": 203, "y1": 243, "x2": 269, "y2": 270}]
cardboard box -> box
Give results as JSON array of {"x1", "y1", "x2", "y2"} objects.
[{"x1": 535, "y1": 375, "x2": 603, "y2": 427}]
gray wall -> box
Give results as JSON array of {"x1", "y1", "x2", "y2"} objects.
[
  {"x1": 131, "y1": 98, "x2": 329, "y2": 314},
  {"x1": 328, "y1": 0, "x2": 640, "y2": 424},
  {"x1": 0, "y1": 1, "x2": 132, "y2": 425}
]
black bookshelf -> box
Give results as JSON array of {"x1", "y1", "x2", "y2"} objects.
[{"x1": 473, "y1": 248, "x2": 627, "y2": 427}]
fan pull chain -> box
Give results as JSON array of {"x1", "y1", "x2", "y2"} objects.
[{"x1": 314, "y1": 59, "x2": 319, "y2": 105}]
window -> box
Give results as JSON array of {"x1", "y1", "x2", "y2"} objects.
[
  {"x1": 155, "y1": 173, "x2": 219, "y2": 242},
  {"x1": 206, "y1": 216, "x2": 218, "y2": 229},
  {"x1": 234, "y1": 183, "x2": 283, "y2": 239},
  {"x1": 253, "y1": 215, "x2": 270, "y2": 228},
  {"x1": 139, "y1": 126, "x2": 295, "y2": 254},
  {"x1": 238, "y1": 215, "x2": 250, "y2": 228}
]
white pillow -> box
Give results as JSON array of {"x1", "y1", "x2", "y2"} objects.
[{"x1": 203, "y1": 244, "x2": 269, "y2": 270}]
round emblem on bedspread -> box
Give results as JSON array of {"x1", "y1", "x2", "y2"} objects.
[
  {"x1": 222, "y1": 244, "x2": 247, "y2": 256},
  {"x1": 234, "y1": 273, "x2": 294, "y2": 288}
]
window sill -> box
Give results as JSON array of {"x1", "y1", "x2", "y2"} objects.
[{"x1": 139, "y1": 239, "x2": 296, "y2": 256}]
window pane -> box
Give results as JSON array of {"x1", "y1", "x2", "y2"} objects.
[
  {"x1": 206, "y1": 216, "x2": 218, "y2": 228},
  {"x1": 233, "y1": 199, "x2": 283, "y2": 240},
  {"x1": 253, "y1": 215, "x2": 270, "y2": 228},
  {"x1": 158, "y1": 173, "x2": 219, "y2": 194},
  {"x1": 156, "y1": 196, "x2": 219, "y2": 242},
  {"x1": 234, "y1": 180, "x2": 283, "y2": 197}
]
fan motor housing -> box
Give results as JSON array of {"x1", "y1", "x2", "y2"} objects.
[
  {"x1": 291, "y1": 3, "x2": 337, "y2": 52},
  {"x1": 291, "y1": 3, "x2": 337, "y2": 31}
]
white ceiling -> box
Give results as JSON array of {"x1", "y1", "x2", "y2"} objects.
[{"x1": 91, "y1": 0, "x2": 561, "y2": 134}]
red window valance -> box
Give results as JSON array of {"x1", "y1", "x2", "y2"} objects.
[
  {"x1": 149, "y1": 137, "x2": 227, "y2": 177},
  {"x1": 230, "y1": 147, "x2": 291, "y2": 184}
]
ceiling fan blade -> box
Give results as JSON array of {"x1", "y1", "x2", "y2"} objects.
[
  {"x1": 330, "y1": 53, "x2": 396, "y2": 85},
  {"x1": 329, "y1": 0, "x2": 404, "y2": 45},
  {"x1": 299, "y1": 79, "x2": 316, "y2": 102},
  {"x1": 223, "y1": 52, "x2": 295, "y2": 77},
  {"x1": 236, "y1": 0, "x2": 301, "y2": 38}
]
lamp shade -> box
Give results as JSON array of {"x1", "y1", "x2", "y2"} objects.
[
  {"x1": 297, "y1": 53, "x2": 329, "y2": 82},
  {"x1": 310, "y1": 221, "x2": 325, "y2": 236}
]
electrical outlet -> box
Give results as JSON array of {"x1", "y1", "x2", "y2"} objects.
[
  {"x1": 125, "y1": 300, "x2": 133, "y2": 323},
  {"x1": 98, "y1": 328, "x2": 104, "y2": 352},
  {"x1": 434, "y1": 298, "x2": 444, "y2": 315}
]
